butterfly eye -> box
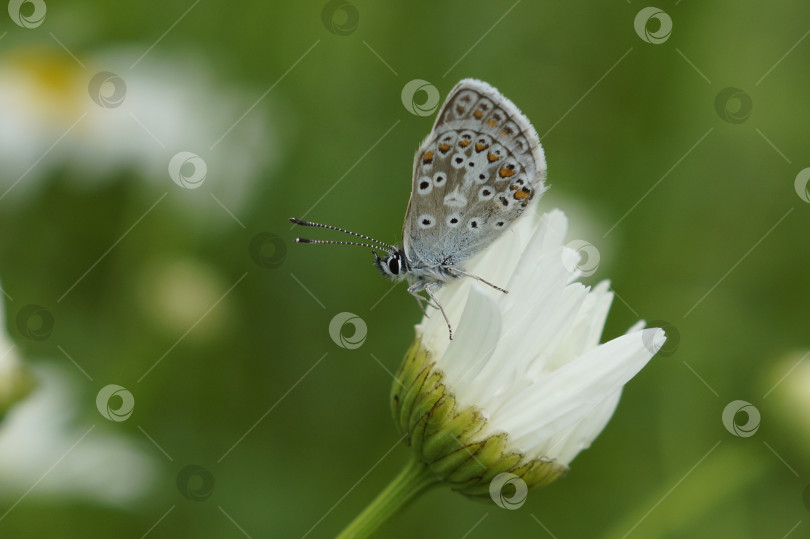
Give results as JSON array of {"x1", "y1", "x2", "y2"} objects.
[{"x1": 388, "y1": 257, "x2": 400, "y2": 275}]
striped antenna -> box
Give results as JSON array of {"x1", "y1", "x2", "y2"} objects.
[
  {"x1": 289, "y1": 218, "x2": 395, "y2": 250},
  {"x1": 294, "y1": 237, "x2": 384, "y2": 250}
]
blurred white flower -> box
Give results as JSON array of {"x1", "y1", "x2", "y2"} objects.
[
  {"x1": 0, "y1": 363, "x2": 160, "y2": 507},
  {"x1": 0, "y1": 295, "x2": 160, "y2": 508},
  {"x1": 0, "y1": 45, "x2": 281, "y2": 214}
]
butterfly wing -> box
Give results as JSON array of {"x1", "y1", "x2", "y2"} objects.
[{"x1": 402, "y1": 79, "x2": 547, "y2": 270}]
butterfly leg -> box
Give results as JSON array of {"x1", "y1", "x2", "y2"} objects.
[
  {"x1": 424, "y1": 282, "x2": 453, "y2": 340},
  {"x1": 406, "y1": 282, "x2": 432, "y2": 316},
  {"x1": 450, "y1": 268, "x2": 508, "y2": 294},
  {"x1": 412, "y1": 291, "x2": 431, "y2": 316}
]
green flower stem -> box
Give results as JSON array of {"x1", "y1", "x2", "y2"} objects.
[{"x1": 337, "y1": 455, "x2": 440, "y2": 538}]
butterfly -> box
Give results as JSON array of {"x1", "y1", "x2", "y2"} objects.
[{"x1": 291, "y1": 79, "x2": 547, "y2": 339}]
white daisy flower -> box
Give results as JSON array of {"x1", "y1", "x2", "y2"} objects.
[
  {"x1": 0, "y1": 362, "x2": 160, "y2": 507},
  {"x1": 391, "y1": 203, "x2": 666, "y2": 496},
  {"x1": 0, "y1": 46, "x2": 280, "y2": 215},
  {"x1": 0, "y1": 285, "x2": 159, "y2": 507}
]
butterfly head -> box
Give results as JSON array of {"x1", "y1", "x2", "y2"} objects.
[{"x1": 374, "y1": 249, "x2": 409, "y2": 281}]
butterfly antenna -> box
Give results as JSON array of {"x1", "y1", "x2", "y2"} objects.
[
  {"x1": 294, "y1": 238, "x2": 384, "y2": 251},
  {"x1": 289, "y1": 218, "x2": 395, "y2": 250}
]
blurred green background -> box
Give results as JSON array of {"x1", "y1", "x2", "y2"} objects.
[{"x1": 1, "y1": 1, "x2": 809, "y2": 537}]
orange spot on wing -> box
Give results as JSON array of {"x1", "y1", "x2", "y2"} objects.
[
  {"x1": 438, "y1": 143, "x2": 451, "y2": 153},
  {"x1": 473, "y1": 109, "x2": 484, "y2": 119},
  {"x1": 475, "y1": 143, "x2": 489, "y2": 152},
  {"x1": 459, "y1": 139, "x2": 471, "y2": 148},
  {"x1": 422, "y1": 150, "x2": 434, "y2": 164},
  {"x1": 487, "y1": 119, "x2": 498, "y2": 127},
  {"x1": 487, "y1": 152, "x2": 501, "y2": 162},
  {"x1": 514, "y1": 189, "x2": 530, "y2": 200},
  {"x1": 499, "y1": 167, "x2": 516, "y2": 178}
]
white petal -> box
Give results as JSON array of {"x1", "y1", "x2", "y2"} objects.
[
  {"x1": 485, "y1": 329, "x2": 659, "y2": 456},
  {"x1": 526, "y1": 388, "x2": 623, "y2": 465},
  {"x1": 440, "y1": 285, "x2": 502, "y2": 398}
]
